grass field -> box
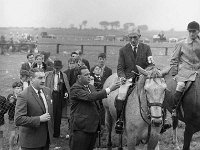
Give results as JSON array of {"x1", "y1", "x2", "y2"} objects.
[{"x1": 1, "y1": 43, "x2": 200, "y2": 149}]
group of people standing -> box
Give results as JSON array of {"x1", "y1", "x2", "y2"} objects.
[
  {"x1": 0, "y1": 20, "x2": 199, "y2": 150},
  {"x1": 0, "y1": 48, "x2": 115, "y2": 150}
]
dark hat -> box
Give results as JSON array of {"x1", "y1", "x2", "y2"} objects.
[
  {"x1": 98, "y1": 53, "x2": 106, "y2": 59},
  {"x1": 187, "y1": 21, "x2": 199, "y2": 31},
  {"x1": 54, "y1": 60, "x2": 63, "y2": 68},
  {"x1": 12, "y1": 81, "x2": 23, "y2": 88},
  {"x1": 20, "y1": 70, "x2": 30, "y2": 77}
]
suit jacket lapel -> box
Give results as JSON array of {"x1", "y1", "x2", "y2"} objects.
[
  {"x1": 62, "y1": 72, "x2": 70, "y2": 95},
  {"x1": 88, "y1": 85, "x2": 101, "y2": 110},
  {"x1": 127, "y1": 44, "x2": 136, "y2": 63},
  {"x1": 30, "y1": 86, "x2": 46, "y2": 113},
  {"x1": 136, "y1": 43, "x2": 141, "y2": 61},
  {"x1": 42, "y1": 88, "x2": 51, "y2": 113},
  {"x1": 102, "y1": 66, "x2": 107, "y2": 78},
  {"x1": 49, "y1": 72, "x2": 54, "y2": 92}
]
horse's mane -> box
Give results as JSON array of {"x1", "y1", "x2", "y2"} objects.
[{"x1": 136, "y1": 65, "x2": 162, "y2": 95}]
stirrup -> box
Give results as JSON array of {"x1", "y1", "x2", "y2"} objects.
[{"x1": 115, "y1": 120, "x2": 124, "y2": 134}]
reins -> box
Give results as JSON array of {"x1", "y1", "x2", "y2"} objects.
[
  {"x1": 136, "y1": 73, "x2": 165, "y2": 144},
  {"x1": 136, "y1": 78, "x2": 151, "y2": 144}
]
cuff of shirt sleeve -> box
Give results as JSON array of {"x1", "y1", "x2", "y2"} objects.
[{"x1": 105, "y1": 88, "x2": 111, "y2": 95}]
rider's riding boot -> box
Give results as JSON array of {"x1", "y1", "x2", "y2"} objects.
[
  {"x1": 115, "y1": 97, "x2": 125, "y2": 134},
  {"x1": 172, "y1": 91, "x2": 183, "y2": 117}
]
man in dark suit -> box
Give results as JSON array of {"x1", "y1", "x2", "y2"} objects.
[
  {"x1": 15, "y1": 68, "x2": 54, "y2": 150},
  {"x1": 91, "y1": 53, "x2": 112, "y2": 85},
  {"x1": 45, "y1": 60, "x2": 70, "y2": 138},
  {"x1": 115, "y1": 28, "x2": 154, "y2": 133},
  {"x1": 70, "y1": 65, "x2": 120, "y2": 150},
  {"x1": 20, "y1": 53, "x2": 35, "y2": 72}
]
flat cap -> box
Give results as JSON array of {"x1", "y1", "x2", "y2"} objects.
[{"x1": 187, "y1": 21, "x2": 199, "y2": 31}]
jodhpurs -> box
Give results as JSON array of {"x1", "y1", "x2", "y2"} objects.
[
  {"x1": 176, "y1": 81, "x2": 186, "y2": 92},
  {"x1": 117, "y1": 78, "x2": 132, "y2": 101}
]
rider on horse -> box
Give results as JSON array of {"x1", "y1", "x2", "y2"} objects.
[
  {"x1": 114, "y1": 28, "x2": 170, "y2": 134},
  {"x1": 171, "y1": 21, "x2": 200, "y2": 117}
]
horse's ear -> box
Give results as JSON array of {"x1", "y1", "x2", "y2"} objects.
[
  {"x1": 136, "y1": 65, "x2": 148, "y2": 76},
  {"x1": 160, "y1": 66, "x2": 172, "y2": 77}
]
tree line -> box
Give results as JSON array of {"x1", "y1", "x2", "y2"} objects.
[{"x1": 70, "y1": 20, "x2": 149, "y2": 31}]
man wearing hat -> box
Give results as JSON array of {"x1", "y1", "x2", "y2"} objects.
[
  {"x1": 45, "y1": 60, "x2": 70, "y2": 138},
  {"x1": 115, "y1": 28, "x2": 154, "y2": 133},
  {"x1": 171, "y1": 21, "x2": 200, "y2": 117}
]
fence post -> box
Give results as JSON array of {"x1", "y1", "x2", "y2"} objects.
[
  {"x1": 81, "y1": 45, "x2": 84, "y2": 54},
  {"x1": 56, "y1": 44, "x2": 60, "y2": 54},
  {"x1": 165, "y1": 47, "x2": 168, "y2": 56},
  {"x1": 104, "y1": 45, "x2": 107, "y2": 54}
]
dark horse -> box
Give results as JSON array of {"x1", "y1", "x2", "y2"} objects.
[{"x1": 164, "y1": 71, "x2": 200, "y2": 150}]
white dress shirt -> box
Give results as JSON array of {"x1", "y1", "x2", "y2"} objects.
[
  {"x1": 130, "y1": 43, "x2": 139, "y2": 52},
  {"x1": 54, "y1": 72, "x2": 60, "y2": 91}
]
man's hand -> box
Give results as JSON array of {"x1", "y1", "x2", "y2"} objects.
[
  {"x1": 109, "y1": 80, "x2": 121, "y2": 92},
  {"x1": 40, "y1": 113, "x2": 51, "y2": 122},
  {"x1": 119, "y1": 77, "x2": 126, "y2": 85}
]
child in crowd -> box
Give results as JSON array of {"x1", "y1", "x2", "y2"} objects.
[
  {"x1": 91, "y1": 65, "x2": 105, "y2": 126},
  {"x1": 68, "y1": 57, "x2": 76, "y2": 70},
  {"x1": 64, "y1": 56, "x2": 84, "y2": 87},
  {"x1": 20, "y1": 70, "x2": 30, "y2": 90},
  {"x1": 91, "y1": 65, "x2": 103, "y2": 91},
  {"x1": 0, "y1": 95, "x2": 8, "y2": 150},
  {"x1": 7, "y1": 81, "x2": 23, "y2": 150}
]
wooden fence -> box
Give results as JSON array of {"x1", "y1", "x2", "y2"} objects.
[
  {"x1": 0, "y1": 43, "x2": 175, "y2": 56},
  {"x1": 38, "y1": 43, "x2": 174, "y2": 56}
]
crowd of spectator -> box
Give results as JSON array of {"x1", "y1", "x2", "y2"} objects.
[{"x1": 0, "y1": 49, "x2": 116, "y2": 150}]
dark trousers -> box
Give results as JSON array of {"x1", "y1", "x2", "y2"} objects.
[
  {"x1": 70, "y1": 131, "x2": 97, "y2": 150},
  {"x1": 99, "y1": 100, "x2": 105, "y2": 126},
  {"x1": 21, "y1": 145, "x2": 49, "y2": 150},
  {"x1": 52, "y1": 91, "x2": 62, "y2": 137},
  {"x1": 21, "y1": 133, "x2": 50, "y2": 150}
]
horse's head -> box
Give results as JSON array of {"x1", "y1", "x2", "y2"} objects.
[{"x1": 136, "y1": 65, "x2": 170, "y2": 127}]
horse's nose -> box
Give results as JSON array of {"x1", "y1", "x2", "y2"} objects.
[{"x1": 151, "y1": 119, "x2": 162, "y2": 127}]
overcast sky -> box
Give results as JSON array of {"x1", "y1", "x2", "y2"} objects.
[{"x1": 1, "y1": 0, "x2": 200, "y2": 31}]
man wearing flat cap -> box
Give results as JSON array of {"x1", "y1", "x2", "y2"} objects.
[
  {"x1": 170, "y1": 21, "x2": 200, "y2": 117},
  {"x1": 115, "y1": 28, "x2": 154, "y2": 134},
  {"x1": 45, "y1": 60, "x2": 70, "y2": 138}
]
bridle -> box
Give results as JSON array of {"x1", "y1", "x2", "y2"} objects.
[{"x1": 137, "y1": 75, "x2": 166, "y2": 144}]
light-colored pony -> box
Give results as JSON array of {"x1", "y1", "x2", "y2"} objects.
[{"x1": 103, "y1": 65, "x2": 170, "y2": 150}]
